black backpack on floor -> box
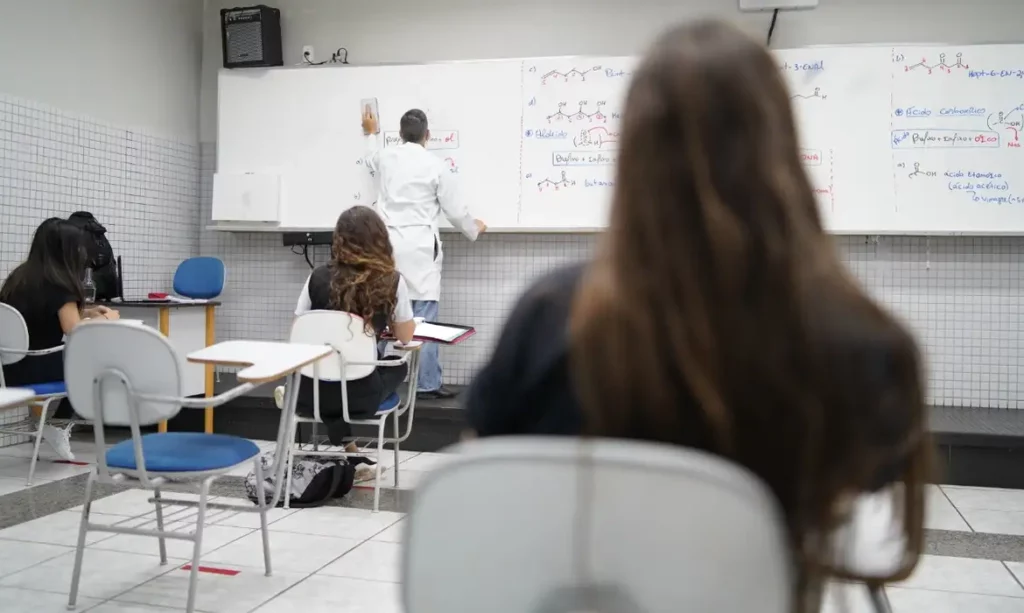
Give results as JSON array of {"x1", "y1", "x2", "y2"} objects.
[
  {"x1": 68, "y1": 211, "x2": 119, "y2": 300},
  {"x1": 245, "y1": 452, "x2": 374, "y2": 508}
]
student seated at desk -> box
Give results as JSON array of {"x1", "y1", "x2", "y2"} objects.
[
  {"x1": 464, "y1": 20, "x2": 930, "y2": 609},
  {"x1": 277, "y1": 206, "x2": 415, "y2": 449},
  {"x1": 0, "y1": 218, "x2": 119, "y2": 460}
]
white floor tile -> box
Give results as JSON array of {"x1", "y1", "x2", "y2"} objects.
[
  {"x1": 397, "y1": 451, "x2": 451, "y2": 472},
  {"x1": 0, "y1": 586, "x2": 101, "y2": 612},
  {"x1": 357, "y1": 469, "x2": 427, "y2": 491},
  {"x1": 898, "y1": 555, "x2": 1023, "y2": 597},
  {"x1": 942, "y1": 486, "x2": 1024, "y2": 513},
  {"x1": 997, "y1": 561, "x2": 1024, "y2": 587},
  {"x1": 0, "y1": 476, "x2": 31, "y2": 496},
  {"x1": 371, "y1": 519, "x2": 405, "y2": 544},
  {"x1": 72, "y1": 490, "x2": 220, "y2": 518},
  {"x1": 926, "y1": 485, "x2": 971, "y2": 532},
  {"x1": 960, "y1": 509, "x2": 1024, "y2": 536},
  {"x1": 113, "y1": 564, "x2": 305, "y2": 613},
  {"x1": 0, "y1": 455, "x2": 92, "y2": 482},
  {"x1": 253, "y1": 575, "x2": 402, "y2": 613},
  {"x1": 0, "y1": 549, "x2": 184, "y2": 600},
  {"x1": 86, "y1": 603, "x2": 185, "y2": 612},
  {"x1": 211, "y1": 506, "x2": 300, "y2": 530},
  {"x1": 269, "y1": 506, "x2": 404, "y2": 540},
  {"x1": 318, "y1": 541, "x2": 401, "y2": 583},
  {"x1": 0, "y1": 540, "x2": 73, "y2": 578},
  {"x1": 90, "y1": 524, "x2": 254, "y2": 560},
  {"x1": 889, "y1": 586, "x2": 1024, "y2": 612},
  {"x1": 0, "y1": 510, "x2": 117, "y2": 547},
  {"x1": 204, "y1": 530, "x2": 360, "y2": 573}
]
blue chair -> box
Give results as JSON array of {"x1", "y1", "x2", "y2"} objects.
[
  {"x1": 63, "y1": 321, "x2": 277, "y2": 613},
  {"x1": 0, "y1": 303, "x2": 75, "y2": 485},
  {"x1": 173, "y1": 257, "x2": 225, "y2": 300}
]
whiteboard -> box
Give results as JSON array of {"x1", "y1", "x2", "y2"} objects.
[{"x1": 217, "y1": 44, "x2": 1024, "y2": 234}]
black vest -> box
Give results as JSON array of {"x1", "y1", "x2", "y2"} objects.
[{"x1": 307, "y1": 264, "x2": 395, "y2": 338}]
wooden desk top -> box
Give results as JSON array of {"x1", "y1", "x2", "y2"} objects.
[
  {"x1": 0, "y1": 388, "x2": 35, "y2": 409},
  {"x1": 187, "y1": 340, "x2": 332, "y2": 384}
]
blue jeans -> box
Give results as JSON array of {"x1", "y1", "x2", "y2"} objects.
[{"x1": 411, "y1": 300, "x2": 441, "y2": 392}]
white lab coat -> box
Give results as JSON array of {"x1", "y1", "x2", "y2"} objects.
[{"x1": 363, "y1": 135, "x2": 479, "y2": 301}]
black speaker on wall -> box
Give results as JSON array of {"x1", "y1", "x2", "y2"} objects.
[{"x1": 221, "y1": 5, "x2": 283, "y2": 69}]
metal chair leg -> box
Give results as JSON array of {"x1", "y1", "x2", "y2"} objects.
[
  {"x1": 26, "y1": 402, "x2": 48, "y2": 486},
  {"x1": 185, "y1": 478, "x2": 214, "y2": 613},
  {"x1": 153, "y1": 487, "x2": 168, "y2": 565},
  {"x1": 255, "y1": 457, "x2": 273, "y2": 577},
  {"x1": 373, "y1": 420, "x2": 386, "y2": 513},
  {"x1": 68, "y1": 470, "x2": 96, "y2": 609},
  {"x1": 867, "y1": 583, "x2": 892, "y2": 613},
  {"x1": 393, "y1": 412, "x2": 401, "y2": 488}
]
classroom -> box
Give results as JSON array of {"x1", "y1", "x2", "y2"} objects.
[{"x1": 2, "y1": 0, "x2": 1024, "y2": 612}]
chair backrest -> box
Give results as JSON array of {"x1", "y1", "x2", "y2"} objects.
[
  {"x1": 173, "y1": 256, "x2": 225, "y2": 299},
  {"x1": 289, "y1": 311, "x2": 377, "y2": 380},
  {"x1": 404, "y1": 438, "x2": 792, "y2": 613},
  {"x1": 0, "y1": 303, "x2": 29, "y2": 366},
  {"x1": 64, "y1": 321, "x2": 184, "y2": 426}
]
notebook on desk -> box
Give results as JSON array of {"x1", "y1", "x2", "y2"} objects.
[{"x1": 386, "y1": 321, "x2": 475, "y2": 345}]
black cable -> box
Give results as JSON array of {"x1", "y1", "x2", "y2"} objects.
[
  {"x1": 302, "y1": 51, "x2": 327, "y2": 66},
  {"x1": 331, "y1": 47, "x2": 349, "y2": 64},
  {"x1": 766, "y1": 9, "x2": 779, "y2": 47},
  {"x1": 302, "y1": 245, "x2": 314, "y2": 269}
]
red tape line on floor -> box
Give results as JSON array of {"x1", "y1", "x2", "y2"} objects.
[{"x1": 181, "y1": 565, "x2": 241, "y2": 576}]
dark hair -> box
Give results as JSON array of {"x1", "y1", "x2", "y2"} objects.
[
  {"x1": 329, "y1": 206, "x2": 399, "y2": 333},
  {"x1": 0, "y1": 217, "x2": 87, "y2": 308},
  {"x1": 568, "y1": 20, "x2": 929, "y2": 612},
  {"x1": 399, "y1": 109, "x2": 429, "y2": 144}
]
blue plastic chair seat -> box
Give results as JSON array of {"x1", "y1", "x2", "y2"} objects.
[
  {"x1": 25, "y1": 381, "x2": 66, "y2": 396},
  {"x1": 106, "y1": 432, "x2": 259, "y2": 473},
  {"x1": 376, "y1": 392, "x2": 400, "y2": 414}
]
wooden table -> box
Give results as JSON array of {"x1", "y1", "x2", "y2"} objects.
[{"x1": 102, "y1": 300, "x2": 219, "y2": 433}]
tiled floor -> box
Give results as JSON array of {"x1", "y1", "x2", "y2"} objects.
[{"x1": 3, "y1": 439, "x2": 1024, "y2": 611}]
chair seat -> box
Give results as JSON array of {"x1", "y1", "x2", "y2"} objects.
[
  {"x1": 376, "y1": 392, "x2": 400, "y2": 414},
  {"x1": 106, "y1": 433, "x2": 259, "y2": 473},
  {"x1": 25, "y1": 381, "x2": 66, "y2": 397}
]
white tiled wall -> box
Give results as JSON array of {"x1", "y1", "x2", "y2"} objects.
[
  {"x1": 200, "y1": 142, "x2": 1024, "y2": 409},
  {"x1": 0, "y1": 94, "x2": 200, "y2": 446}
]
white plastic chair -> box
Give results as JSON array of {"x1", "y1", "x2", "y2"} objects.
[
  {"x1": 284, "y1": 310, "x2": 421, "y2": 512},
  {"x1": 63, "y1": 321, "x2": 289, "y2": 613},
  {"x1": 404, "y1": 437, "x2": 793, "y2": 613},
  {"x1": 0, "y1": 302, "x2": 78, "y2": 485}
]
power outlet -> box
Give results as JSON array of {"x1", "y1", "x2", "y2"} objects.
[{"x1": 302, "y1": 45, "x2": 315, "y2": 63}]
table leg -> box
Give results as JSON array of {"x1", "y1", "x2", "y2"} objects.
[
  {"x1": 204, "y1": 305, "x2": 215, "y2": 434},
  {"x1": 158, "y1": 307, "x2": 170, "y2": 434}
]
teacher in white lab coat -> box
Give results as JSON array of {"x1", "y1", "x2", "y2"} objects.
[{"x1": 362, "y1": 108, "x2": 487, "y2": 399}]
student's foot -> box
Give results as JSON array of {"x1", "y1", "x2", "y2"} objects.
[
  {"x1": 354, "y1": 463, "x2": 385, "y2": 484},
  {"x1": 41, "y1": 425, "x2": 75, "y2": 461},
  {"x1": 273, "y1": 386, "x2": 285, "y2": 410},
  {"x1": 417, "y1": 386, "x2": 457, "y2": 400}
]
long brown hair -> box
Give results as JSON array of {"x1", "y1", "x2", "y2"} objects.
[
  {"x1": 328, "y1": 206, "x2": 399, "y2": 332},
  {"x1": 570, "y1": 20, "x2": 929, "y2": 611}
]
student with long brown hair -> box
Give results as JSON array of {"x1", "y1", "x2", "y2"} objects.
[
  {"x1": 464, "y1": 20, "x2": 930, "y2": 611},
  {"x1": 282, "y1": 206, "x2": 415, "y2": 447}
]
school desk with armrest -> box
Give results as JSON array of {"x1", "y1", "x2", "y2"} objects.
[{"x1": 102, "y1": 301, "x2": 220, "y2": 433}]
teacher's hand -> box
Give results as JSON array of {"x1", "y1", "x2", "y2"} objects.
[
  {"x1": 362, "y1": 105, "x2": 378, "y2": 135},
  {"x1": 475, "y1": 219, "x2": 488, "y2": 235}
]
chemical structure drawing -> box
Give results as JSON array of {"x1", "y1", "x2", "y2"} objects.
[
  {"x1": 547, "y1": 101, "x2": 608, "y2": 124},
  {"x1": 987, "y1": 104, "x2": 1024, "y2": 145},
  {"x1": 907, "y1": 162, "x2": 937, "y2": 179},
  {"x1": 790, "y1": 87, "x2": 827, "y2": 101},
  {"x1": 905, "y1": 52, "x2": 969, "y2": 74},
  {"x1": 537, "y1": 171, "x2": 576, "y2": 192},
  {"x1": 541, "y1": 66, "x2": 603, "y2": 84},
  {"x1": 573, "y1": 127, "x2": 620, "y2": 148}
]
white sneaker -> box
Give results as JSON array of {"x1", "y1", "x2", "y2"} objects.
[
  {"x1": 40, "y1": 425, "x2": 75, "y2": 461},
  {"x1": 273, "y1": 386, "x2": 285, "y2": 409}
]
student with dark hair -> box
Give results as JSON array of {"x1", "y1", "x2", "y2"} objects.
[
  {"x1": 275, "y1": 206, "x2": 415, "y2": 453},
  {"x1": 464, "y1": 20, "x2": 930, "y2": 612},
  {"x1": 0, "y1": 217, "x2": 119, "y2": 459},
  {"x1": 361, "y1": 107, "x2": 486, "y2": 400}
]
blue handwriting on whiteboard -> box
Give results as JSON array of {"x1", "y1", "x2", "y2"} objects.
[
  {"x1": 944, "y1": 170, "x2": 1003, "y2": 179},
  {"x1": 969, "y1": 69, "x2": 1024, "y2": 79},
  {"x1": 584, "y1": 179, "x2": 615, "y2": 188},
  {"x1": 940, "y1": 106, "x2": 986, "y2": 116},
  {"x1": 948, "y1": 180, "x2": 1009, "y2": 191},
  {"x1": 526, "y1": 129, "x2": 569, "y2": 140},
  {"x1": 779, "y1": 61, "x2": 825, "y2": 72},
  {"x1": 965, "y1": 191, "x2": 1024, "y2": 205}
]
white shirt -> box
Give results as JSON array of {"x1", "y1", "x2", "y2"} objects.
[
  {"x1": 295, "y1": 272, "x2": 415, "y2": 323},
  {"x1": 363, "y1": 136, "x2": 479, "y2": 301}
]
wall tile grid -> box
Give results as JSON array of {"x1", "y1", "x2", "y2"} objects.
[
  {"x1": 0, "y1": 95, "x2": 200, "y2": 446},
  {"x1": 200, "y1": 143, "x2": 1023, "y2": 409}
]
